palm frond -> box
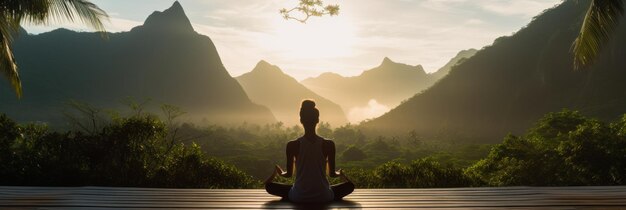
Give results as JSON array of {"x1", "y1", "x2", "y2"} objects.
[
  {"x1": 0, "y1": 0, "x2": 108, "y2": 98},
  {"x1": 573, "y1": 0, "x2": 624, "y2": 69},
  {"x1": 24, "y1": 0, "x2": 109, "y2": 32},
  {"x1": 52, "y1": 0, "x2": 108, "y2": 31},
  {"x1": 0, "y1": 40, "x2": 21, "y2": 98},
  {"x1": 0, "y1": 13, "x2": 23, "y2": 98},
  {"x1": 1, "y1": 0, "x2": 47, "y2": 22},
  {"x1": 0, "y1": 0, "x2": 107, "y2": 31}
]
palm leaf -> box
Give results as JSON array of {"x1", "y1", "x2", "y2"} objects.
[
  {"x1": 0, "y1": 20, "x2": 22, "y2": 98},
  {"x1": 0, "y1": 38, "x2": 21, "y2": 98},
  {"x1": 46, "y1": 0, "x2": 108, "y2": 32},
  {"x1": 0, "y1": 9, "x2": 24, "y2": 98},
  {"x1": 0, "y1": 0, "x2": 108, "y2": 98},
  {"x1": 573, "y1": 0, "x2": 624, "y2": 69}
]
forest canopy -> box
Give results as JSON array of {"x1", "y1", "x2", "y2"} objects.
[{"x1": 1, "y1": 106, "x2": 624, "y2": 188}]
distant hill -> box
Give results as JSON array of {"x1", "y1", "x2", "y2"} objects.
[
  {"x1": 430, "y1": 49, "x2": 478, "y2": 80},
  {"x1": 302, "y1": 58, "x2": 430, "y2": 122},
  {"x1": 236, "y1": 61, "x2": 347, "y2": 126},
  {"x1": 1, "y1": 1, "x2": 276, "y2": 125},
  {"x1": 363, "y1": 0, "x2": 626, "y2": 143}
]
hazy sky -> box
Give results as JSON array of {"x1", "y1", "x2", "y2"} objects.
[{"x1": 24, "y1": 0, "x2": 563, "y2": 80}]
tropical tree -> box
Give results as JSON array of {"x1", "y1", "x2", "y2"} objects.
[
  {"x1": 0, "y1": 0, "x2": 108, "y2": 98},
  {"x1": 280, "y1": 0, "x2": 339, "y2": 23},
  {"x1": 573, "y1": 0, "x2": 624, "y2": 69}
]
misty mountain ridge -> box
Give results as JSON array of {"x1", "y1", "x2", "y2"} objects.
[
  {"x1": 302, "y1": 57, "x2": 428, "y2": 110},
  {"x1": 364, "y1": 0, "x2": 626, "y2": 143},
  {"x1": 430, "y1": 49, "x2": 478, "y2": 80},
  {"x1": 302, "y1": 52, "x2": 475, "y2": 123},
  {"x1": 236, "y1": 60, "x2": 348, "y2": 126},
  {"x1": 366, "y1": 57, "x2": 427, "y2": 81},
  {"x1": 1, "y1": 1, "x2": 276, "y2": 126}
]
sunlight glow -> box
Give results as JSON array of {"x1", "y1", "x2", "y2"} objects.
[{"x1": 260, "y1": 14, "x2": 358, "y2": 59}]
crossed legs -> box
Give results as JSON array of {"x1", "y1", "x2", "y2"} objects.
[{"x1": 264, "y1": 170, "x2": 355, "y2": 201}]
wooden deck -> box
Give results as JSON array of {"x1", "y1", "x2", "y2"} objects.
[{"x1": 2, "y1": 186, "x2": 626, "y2": 209}]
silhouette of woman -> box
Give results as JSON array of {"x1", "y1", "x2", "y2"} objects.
[{"x1": 264, "y1": 99, "x2": 355, "y2": 203}]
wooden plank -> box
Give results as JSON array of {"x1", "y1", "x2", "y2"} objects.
[{"x1": 1, "y1": 186, "x2": 626, "y2": 209}]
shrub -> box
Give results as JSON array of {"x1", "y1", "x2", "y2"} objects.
[
  {"x1": 341, "y1": 145, "x2": 367, "y2": 162},
  {"x1": 0, "y1": 113, "x2": 255, "y2": 188},
  {"x1": 467, "y1": 110, "x2": 626, "y2": 186}
]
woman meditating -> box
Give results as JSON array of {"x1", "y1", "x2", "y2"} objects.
[{"x1": 264, "y1": 100, "x2": 355, "y2": 203}]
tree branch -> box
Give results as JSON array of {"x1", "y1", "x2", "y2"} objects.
[{"x1": 280, "y1": 0, "x2": 339, "y2": 23}]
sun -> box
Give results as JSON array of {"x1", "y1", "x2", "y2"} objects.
[{"x1": 260, "y1": 14, "x2": 358, "y2": 59}]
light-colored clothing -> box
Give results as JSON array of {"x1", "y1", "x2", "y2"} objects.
[{"x1": 288, "y1": 136, "x2": 334, "y2": 203}]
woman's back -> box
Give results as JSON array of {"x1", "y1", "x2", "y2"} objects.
[
  {"x1": 264, "y1": 99, "x2": 354, "y2": 203},
  {"x1": 288, "y1": 136, "x2": 334, "y2": 203}
]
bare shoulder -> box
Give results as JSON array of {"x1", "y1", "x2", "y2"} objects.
[
  {"x1": 286, "y1": 140, "x2": 299, "y2": 156},
  {"x1": 287, "y1": 139, "x2": 299, "y2": 148},
  {"x1": 322, "y1": 138, "x2": 335, "y2": 148}
]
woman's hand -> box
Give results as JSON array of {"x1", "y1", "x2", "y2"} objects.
[
  {"x1": 331, "y1": 169, "x2": 351, "y2": 182},
  {"x1": 264, "y1": 165, "x2": 282, "y2": 184},
  {"x1": 330, "y1": 168, "x2": 343, "y2": 178},
  {"x1": 275, "y1": 164, "x2": 291, "y2": 178}
]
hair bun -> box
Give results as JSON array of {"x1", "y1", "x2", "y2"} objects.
[
  {"x1": 301, "y1": 100, "x2": 316, "y2": 110},
  {"x1": 300, "y1": 99, "x2": 319, "y2": 125}
]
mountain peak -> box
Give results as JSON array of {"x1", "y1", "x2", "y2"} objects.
[
  {"x1": 379, "y1": 57, "x2": 421, "y2": 69},
  {"x1": 171, "y1": 1, "x2": 183, "y2": 9},
  {"x1": 366, "y1": 57, "x2": 426, "y2": 77},
  {"x1": 252, "y1": 60, "x2": 284, "y2": 75},
  {"x1": 382, "y1": 57, "x2": 394, "y2": 66},
  {"x1": 256, "y1": 60, "x2": 272, "y2": 67},
  {"x1": 140, "y1": 1, "x2": 194, "y2": 32}
]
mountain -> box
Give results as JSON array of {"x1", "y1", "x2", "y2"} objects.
[
  {"x1": 302, "y1": 58, "x2": 430, "y2": 122},
  {"x1": 0, "y1": 1, "x2": 276, "y2": 125},
  {"x1": 363, "y1": 0, "x2": 626, "y2": 143},
  {"x1": 236, "y1": 61, "x2": 348, "y2": 126},
  {"x1": 430, "y1": 49, "x2": 478, "y2": 80}
]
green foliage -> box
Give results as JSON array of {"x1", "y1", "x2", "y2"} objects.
[
  {"x1": 468, "y1": 110, "x2": 626, "y2": 186},
  {"x1": 405, "y1": 158, "x2": 475, "y2": 188},
  {"x1": 333, "y1": 124, "x2": 365, "y2": 145},
  {"x1": 151, "y1": 144, "x2": 255, "y2": 188},
  {"x1": 177, "y1": 121, "x2": 490, "y2": 181},
  {"x1": 361, "y1": 137, "x2": 401, "y2": 162},
  {"x1": 573, "y1": 0, "x2": 624, "y2": 69},
  {"x1": 0, "y1": 112, "x2": 255, "y2": 188},
  {"x1": 346, "y1": 158, "x2": 474, "y2": 188},
  {"x1": 317, "y1": 122, "x2": 333, "y2": 138},
  {"x1": 5, "y1": 109, "x2": 626, "y2": 188},
  {"x1": 341, "y1": 145, "x2": 367, "y2": 162}
]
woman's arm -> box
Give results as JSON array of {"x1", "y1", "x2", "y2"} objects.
[
  {"x1": 278, "y1": 141, "x2": 297, "y2": 178},
  {"x1": 325, "y1": 140, "x2": 342, "y2": 177}
]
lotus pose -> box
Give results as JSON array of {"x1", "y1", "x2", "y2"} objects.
[{"x1": 264, "y1": 100, "x2": 355, "y2": 203}]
